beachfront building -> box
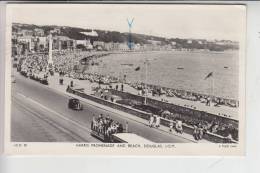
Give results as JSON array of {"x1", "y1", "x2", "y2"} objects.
[
  {"x1": 103, "y1": 42, "x2": 113, "y2": 51},
  {"x1": 103, "y1": 42, "x2": 130, "y2": 51},
  {"x1": 140, "y1": 43, "x2": 161, "y2": 51},
  {"x1": 12, "y1": 44, "x2": 23, "y2": 56},
  {"x1": 118, "y1": 42, "x2": 129, "y2": 51},
  {"x1": 132, "y1": 43, "x2": 141, "y2": 51},
  {"x1": 51, "y1": 27, "x2": 61, "y2": 35},
  {"x1": 160, "y1": 44, "x2": 172, "y2": 50},
  {"x1": 20, "y1": 29, "x2": 34, "y2": 37},
  {"x1": 33, "y1": 28, "x2": 45, "y2": 37},
  {"x1": 80, "y1": 30, "x2": 98, "y2": 37},
  {"x1": 147, "y1": 40, "x2": 162, "y2": 46},
  {"x1": 36, "y1": 36, "x2": 48, "y2": 52},
  {"x1": 93, "y1": 41, "x2": 105, "y2": 50},
  {"x1": 17, "y1": 36, "x2": 33, "y2": 51},
  {"x1": 75, "y1": 39, "x2": 93, "y2": 50},
  {"x1": 52, "y1": 36, "x2": 75, "y2": 51}
]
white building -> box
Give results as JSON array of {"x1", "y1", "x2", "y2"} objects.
[
  {"x1": 147, "y1": 40, "x2": 161, "y2": 45},
  {"x1": 20, "y1": 29, "x2": 34, "y2": 36},
  {"x1": 37, "y1": 37, "x2": 48, "y2": 50},
  {"x1": 187, "y1": 40, "x2": 192, "y2": 44},
  {"x1": 34, "y1": 28, "x2": 44, "y2": 36},
  {"x1": 76, "y1": 39, "x2": 93, "y2": 50},
  {"x1": 17, "y1": 36, "x2": 33, "y2": 50},
  {"x1": 80, "y1": 30, "x2": 98, "y2": 37}
]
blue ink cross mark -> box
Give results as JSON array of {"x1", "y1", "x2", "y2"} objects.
[
  {"x1": 127, "y1": 18, "x2": 134, "y2": 29},
  {"x1": 127, "y1": 18, "x2": 134, "y2": 50}
]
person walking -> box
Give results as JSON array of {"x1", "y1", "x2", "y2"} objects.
[
  {"x1": 193, "y1": 125, "x2": 199, "y2": 140},
  {"x1": 121, "y1": 84, "x2": 124, "y2": 92},
  {"x1": 155, "y1": 115, "x2": 161, "y2": 128},
  {"x1": 125, "y1": 121, "x2": 129, "y2": 133},
  {"x1": 176, "y1": 120, "x2": 183, "y2": 134},
  {"x1": 169, "y1": 120, "x2": 174, "y2": 133},
  {"x1": 149, "y1": 114, "x2": 154, "y2": 128},
  {"x1": 91, "y1": 114, "x2": 95, "y2": 130}
]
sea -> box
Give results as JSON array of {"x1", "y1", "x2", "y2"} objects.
[{"x1": 86, "y1": 50, "x2": 239, "y2": 100}]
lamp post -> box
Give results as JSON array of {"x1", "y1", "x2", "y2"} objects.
[
  {"x1": 48, "y1": 33, "x2": 53, "y2": 66},
  {"x1": 144, "y1": 58, "x2": 149, "y2": 105}
]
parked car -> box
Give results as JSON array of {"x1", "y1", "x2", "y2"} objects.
[{"x1": 68, "y1": 98, "x2": 83, "y2": 110}]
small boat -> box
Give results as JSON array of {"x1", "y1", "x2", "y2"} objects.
[
  {"x1": 224, "y1": 66, "x2": 228, "y2": 69},
  {"x1": 177, "y1": 67, "x2": 184, "y2": 70},
  {"x1": 121, "y1": 63, "x2": 134, "y2": 66}
]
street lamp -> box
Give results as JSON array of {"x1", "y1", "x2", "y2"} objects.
[{"x1": 144, "y1": 58, "x2": 149, "y2": 105}]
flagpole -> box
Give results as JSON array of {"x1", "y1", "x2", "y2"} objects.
[
  {"x1": 209, "y1": 72, "x2": 214, "y2": 106},
  {"x1": 212, "y1": 74, "x2": 214, "y2": 104},
  {"x1": 144, "y1": 58, "x2": 148, "y2": 105}
]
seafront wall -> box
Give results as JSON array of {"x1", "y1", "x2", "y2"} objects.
[
  {"x1": 109, "y1": 89, "x2": 237, "y2": 125},
  {"x1": 67, "y1": 87, "x2": 237, "y2": 143}
]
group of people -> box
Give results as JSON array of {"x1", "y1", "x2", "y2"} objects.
[
  {"x1": 69, "y1": 72, "x2": 119, "y2": 85},
  {"x1": 169, "y1": 120, "x2": 184, "y2": 134},
  {"x1": 192, "y1": 124, "x2": 207, "y2": 141},
  {"x1": 91, "y1": 114, "x2": 125, "y2": 140},
  {"x1": 148, "y1": 111, "x2": 236, "y2": 141},
  {"x1": 18, "y1": 54, "x2": 50, "y2": 85},
  {"x1": 130, "y1": 82, "x2": 238, "y2": 108},
  {"x1": 163, "y1": 112, "x2": 238, "y2": 141},
  {"x1": 148, "y1": 114, "x2": 161, "y2": 128}
]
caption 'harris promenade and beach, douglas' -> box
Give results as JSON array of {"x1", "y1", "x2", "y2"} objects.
[{"x1": 11, "y1": 22, "x2": 239, "y2": 143}]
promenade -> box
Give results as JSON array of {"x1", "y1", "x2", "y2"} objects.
[
  {"x1": 47, "y1": 73, "x2": 213, "y2": 143},
  {"x1": 49, "y1": 73, "x2": 239, "y2": 121}
]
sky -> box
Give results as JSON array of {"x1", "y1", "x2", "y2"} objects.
[{"x1": 8, "y1": 4, "x2": 246, "y2": 41}]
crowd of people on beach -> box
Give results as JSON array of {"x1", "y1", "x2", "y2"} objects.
[
  {"x1": 18, "y1": 54, "x2": 50, "y2": 84},
  {"x1": 130, "y1": 82, "x2": 238, "y2": 108},
  {"x1": 91, "y1": 114, "x2": 125, "y2": 140},
  {"x1": 69, "y1": 72, "x2": 119, "y2": 85},
  {"x1": 15, "y1": 50, "x2": 238, "y2": 142},
  {"x1": 16, "y1": 50, "x2": 238, "y2": 110}
]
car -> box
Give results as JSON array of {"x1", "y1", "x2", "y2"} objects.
[{"x1": 68, "y1": 98, "x2": 83, "y2": 110}]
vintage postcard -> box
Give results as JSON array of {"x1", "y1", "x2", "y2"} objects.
[{"x1": 3, "y1": 4, "x2": 246, "y2": 155}]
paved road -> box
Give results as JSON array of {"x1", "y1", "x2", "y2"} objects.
[{"x1": 11, "y1": 73, "x2": 191, "y2": 143}]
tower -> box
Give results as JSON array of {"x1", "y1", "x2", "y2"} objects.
[
  {"x1": 48, "y1": 33, "x2": 53, "y2": 65},
  {"x1": 47, "y1": 33, "x2": 54, "y2": 75}
]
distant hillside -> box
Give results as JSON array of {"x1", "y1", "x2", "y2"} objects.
[
  {"x1": 12, "y1": 23, "x2": 239, "y2": 51},
  {"x1": 12, "y1": 23, "x2": 170, "y2": 45}
]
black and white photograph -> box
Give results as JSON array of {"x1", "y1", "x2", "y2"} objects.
[{"x1": 4, "y1": 4, "x2": 246, "y2": 155}]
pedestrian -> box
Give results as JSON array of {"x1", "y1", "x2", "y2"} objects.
[
  {"x1": 169, "y1": 120, "x2": 174, "y2": 132},
  {"x1": 226, "y1": 133, "x2": 233, "y2": 143},
  {"x1": 118, "y1": 124, "x2": 124, "y2": 133},
  {"x1": 149, "y1": 114, "x2": 154, "y2": 128},
  {"x1": 175, "y1": 120, "x2": 183, "y2": 134},
  {"x1": 121, "y1": 84, "x2": 124, "y2": 92},
  {"x1": 91, "y1": 114, "x2": 95, "y2": 130},
  {"x1": 155, "y1": 115, "x2": 160, "y2": 128},
  {"x1": 125, "y1": 121, "x2": 128, "y2": 133},
  {"x1": 193, "y1": 125, "x2": 199, "y2": 140}
]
